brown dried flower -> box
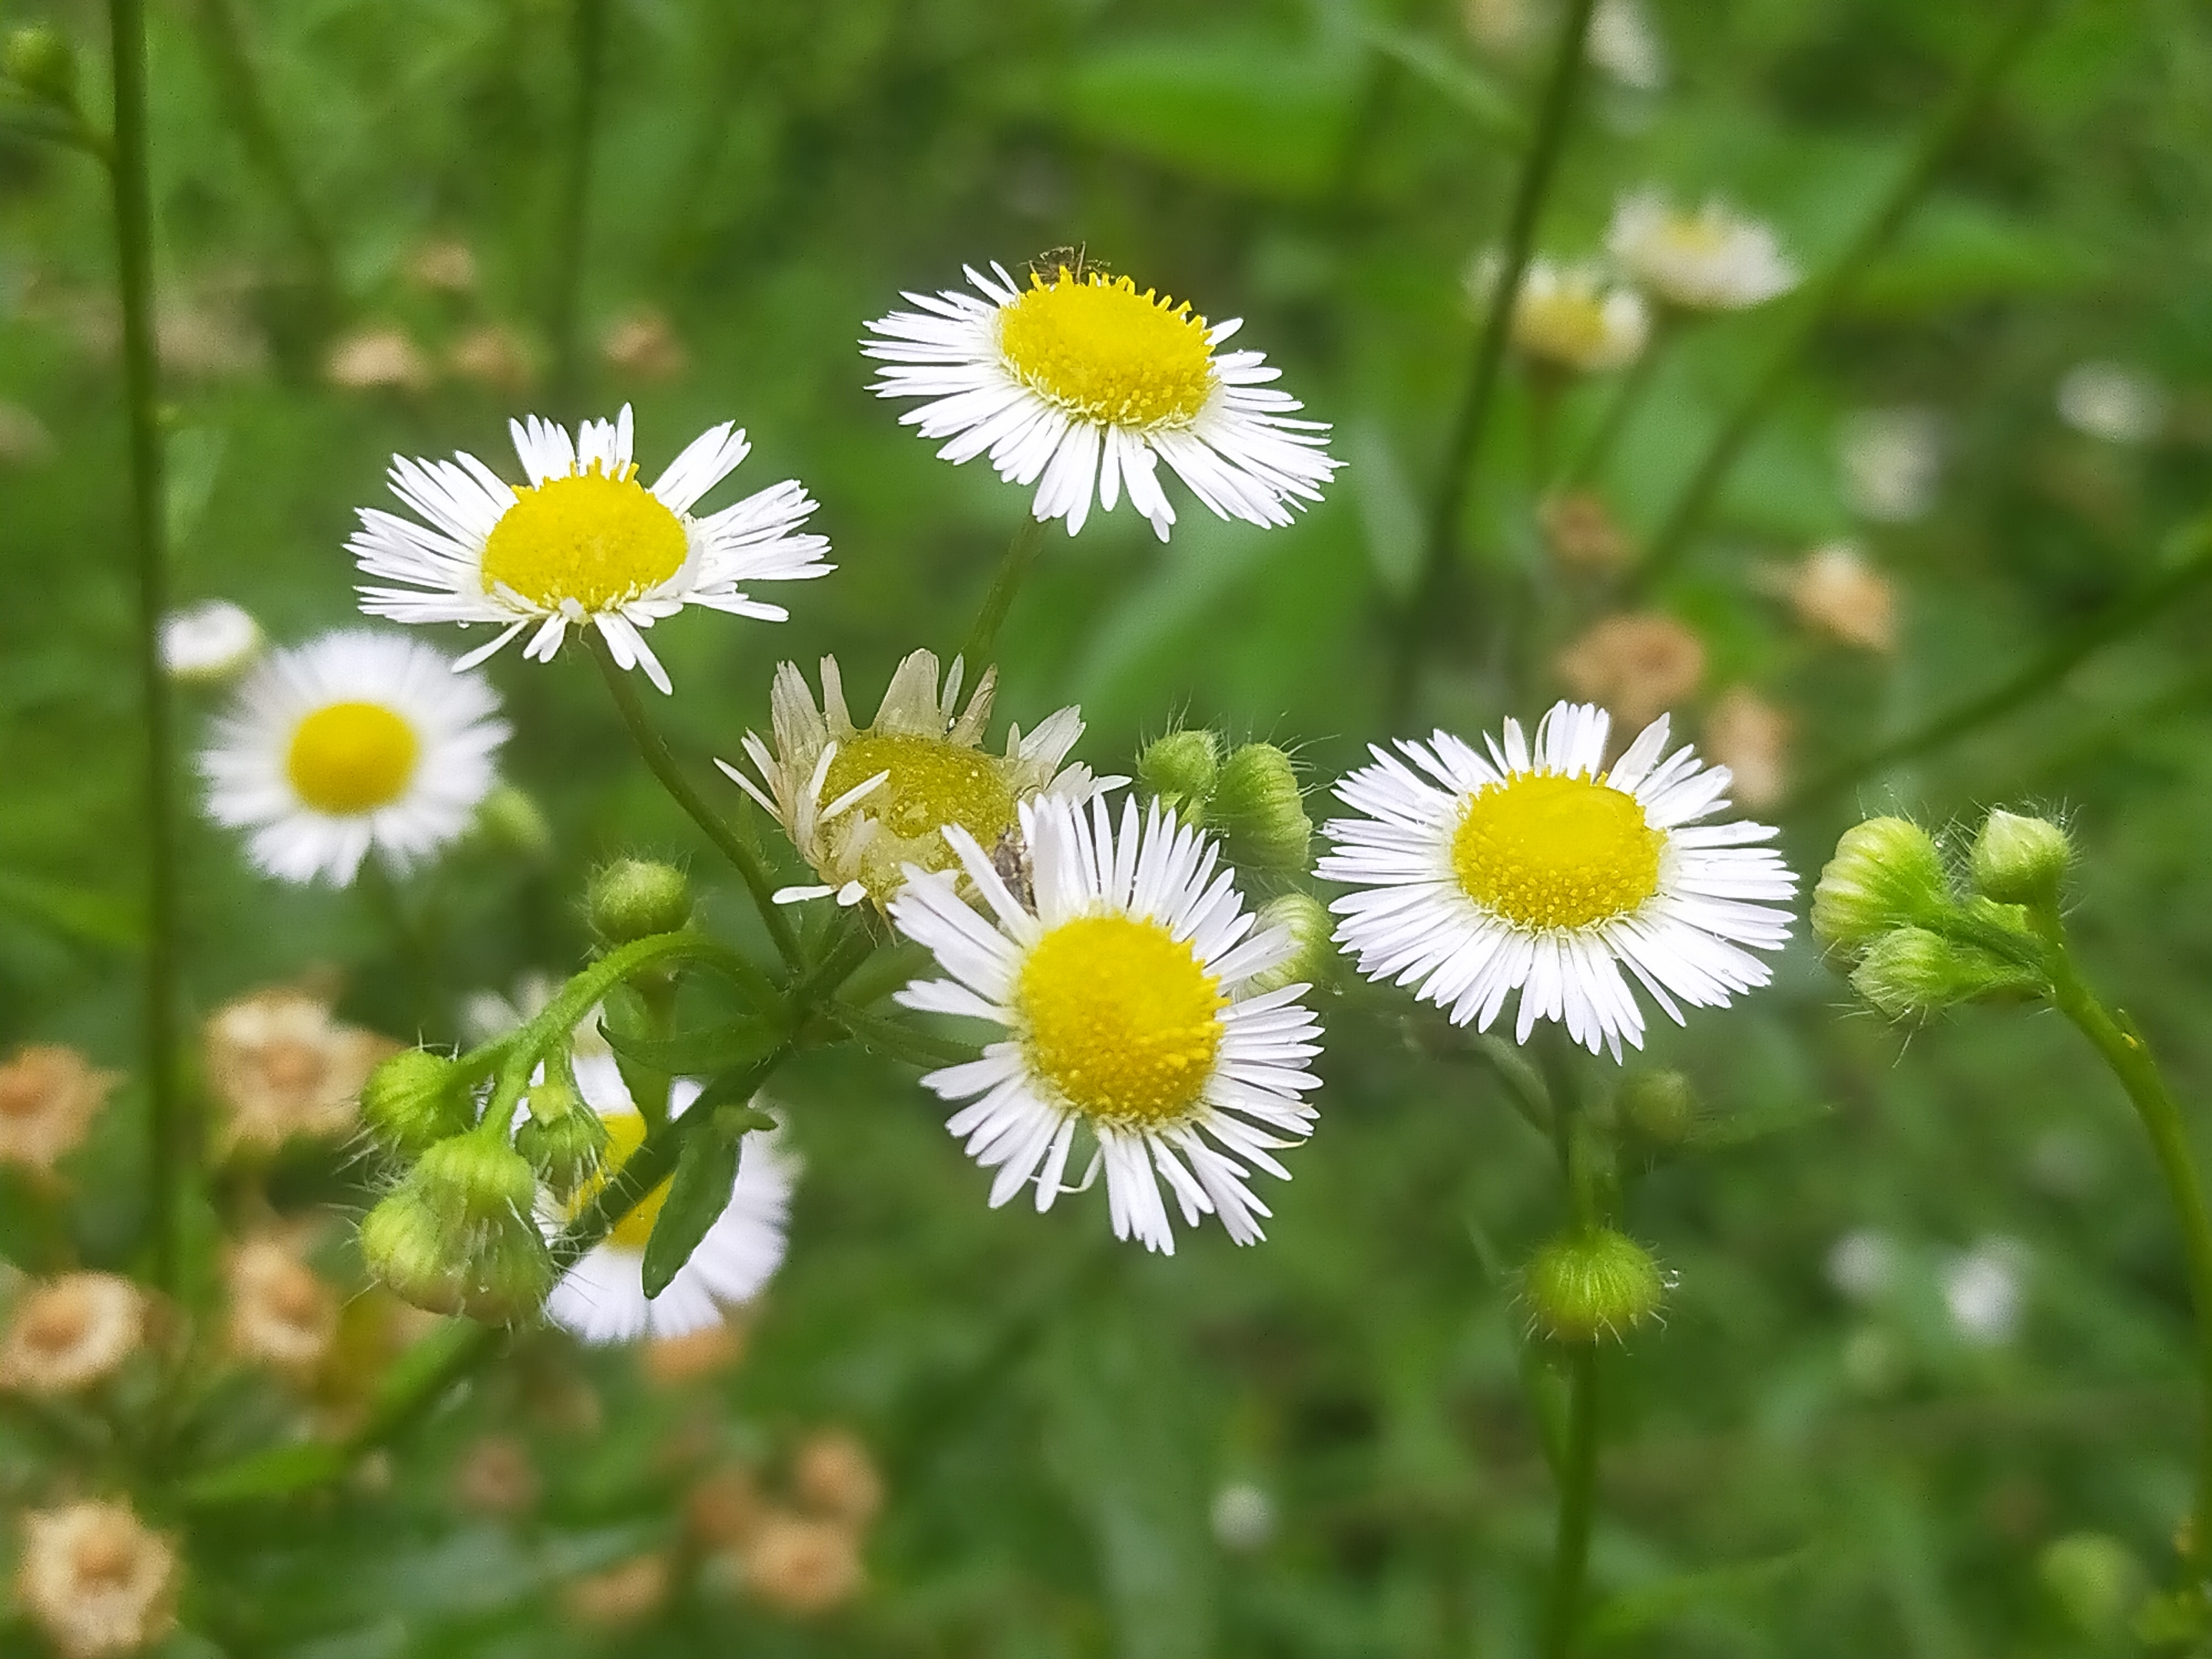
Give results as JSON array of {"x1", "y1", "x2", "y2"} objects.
[
  {"x1": 791, "y1": 1429, "x2": 882, "y2": 1530},
  {"x1": 225, "y1": 1236, "x2": 339, "y2": 1382},
  {"x1": 0, "y1": 1274, "x2": 145, "y2": 1395},
  {"x1": 323, "y1": 326, "x2": 434, "y2": 392},
  {"x1": 600, "y1": 308, "x2": 688, "y2": 381},
  {"x1": 644, "y1": 1318, "x2": 746, "y2": 1388},
  {"x1": 0, "y1": 1045, "x2": 119, "y2": 1174},
  {"x1": 743, "y1": 1512, "x2": 864, "y2": 1616},
  {"x1": 1704, "y1": 687, "x2": 1791, "y2": 811},
  {"x1": 405, "y1": 238, "x2": 479, "y2": 294},
  {"x1": 1554, "y1": 612, "x2": 1707, "y2": 730},
  {"x1": 15, "y1": 1502, "x2": 179, "y2": 1658},
  {"x1": 453, "y1": 1434, "x2": 540, "y2": 1518},
  {"x1": 1539, "y1": 492, "x2": 1631, "y2": 572},
  {"x1": 563, "y1": 1553, "x2": 670, "y2": 1629},
  {"x1": 687, "y1": 1465, "x2": 767, "y2": 1551},
  {"x1": 1790, "y1": 542, "x2": 1896, "y2": 652},
  {"x1": 448, "y1": 324, "x2": 538, "y2": 395},
  {"x1": 204, "y1": 988, "x2": 397, "y2": 1158}
]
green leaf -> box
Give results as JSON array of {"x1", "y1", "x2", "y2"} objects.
[
  {"x1": 1584, "y1": 1548, "x2": 1814, "y2": 1645},
  {"x1": 1359, "y1": 20, "x2": 1521, "y2": 137},
  {"x1": 180, "y1": 1440, "x2": 347, "y2": 1507},
  {"x1": 0, "y1": 868, "x2": 141, "y2": 950},
  {"x1": 598, "y1": 1017, "x2": 780, "y2": 1078},
  {"x1": 641, "y1": 1104, "x2": 762, "y2": 1299}
]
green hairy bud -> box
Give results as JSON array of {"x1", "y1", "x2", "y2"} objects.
[
  {"x1": 472, "y1": 783, "x2": 555, "y2": 861},
  {"x1": 1247, "y1": 890, "x2": 1336, "y2": 994},
  {"x1": 1810, "y1": 816, "x2": 1949, "y2": 955},
  {"x1": 587, "y1": 857, "x2": 692, "y2": 943},
  {"x1": 1848, "y1": 926, "x2": 2044, "y2": 1020},
  {"x1": 359, "y1": 1049, "x2": 473, "y2": 1158},
  {"x1": 515, "y1": 1078, "x2": 608, "y2": 1199},
  {"x1": 1208, "y1": 743, "x2": 1312, "y2": 874},
  {"x1": 1969, "y1": 808, "x2": 2071, "y2": 908},
  {"x1": 1522, "y1": 1228, "x2": 1667, "y2": 1343},
  {"x1": 1137, "y1": 728, "x2": 1221, "y2": 820},
  {"x1": 1618, "y1": 1068, "x2": 1698, "y2": 1149},
  {"x1": 359, "y1": 1134, "x2": 551, "y2": 1323},
  {"x1": 5, "y1": 25, "x2": 79, "y2": 108}
]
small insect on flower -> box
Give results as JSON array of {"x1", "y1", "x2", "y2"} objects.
[
  {"x1": 889, "y1": 793, "x2": 1326, "y2": 1255},
  {"x1": 1606, "y1": 190, "x2": 1798, "y2": 313},
  {"x1": 1320, "y1": 702, "x2": 1796, "y2": 1059},
  {"x1": 544, "y1": 1054, "x2": 796, "y2": 1345},
  {"x1": 200, "y1": 631, "x2": 508, "y2": 886},
  {"x1": 721, "y1": 649, "x2": 1110, "y2": 908},
  {"x1": 863, "y1": 257, "x2": 1340, "y2": 541},
  {"x1": 349, "y1": 403, "x2": 831, "y2": 693}
]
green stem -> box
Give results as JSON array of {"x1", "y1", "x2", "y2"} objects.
[
  {"x1": 1629, "y1": 0, "x2": 2048, "y2": 593},
  {"x1": 548, "y1": 0, "x2": 610, "y2": 413},
  {"x1": 962, "y1": 513, "x2": 1049, "y2": 671},
  {"x1": 1390, "y1": 0, "x2": 1600, "y2": 717},
  {"x1": 587, "y1": 631, "x2": 802, "y2": 972},
  {"x1": 2045, "y1": 940, "x2": 2212, "y2": 1573},
  {"x1": 1779, "y1": 515, "x2": 2212, "y2": 817},
  {"x1": 1562, "y1": 320, "x2": 1668, "y2": 488},
  {"x1": 1541, "y1": 1346, "x2": 1601, "y2": 1659},
  {"x1": 107, "y1": 0, "x2": 187, "y2": 1294}
]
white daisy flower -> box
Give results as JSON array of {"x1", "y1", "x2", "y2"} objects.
[
  {"x1": 1508, "y1": 258, "x2": 1650, "y2": 374},
  {"x1": 545, "y1": 1052, "x2": 796, "y2": 1344},
  {"x1": 889, "y1": 793, "x2": 1325, "y2": 1255},
  {"x1": 1606, "y1": 190, "x2": 1798, "y2": 313},
  {"x1": 719, "y1": 647, "x2": 1113, "y2": 908},
  {"x1": 348, "y1": 402, "x2": 831, "y2": 694},
  {"x1": 1319, "y1": 701, "x2": 1795, "y2": 1059},
  {"x1": 161, "y1": 599, "x2": 263, "y2": 684},
  {"x1": 200, "y1": 630, "x2": 507, "y2": 886},
  {"x1": 862, "y1": 260, "x2": 1341, "y2": 541}
]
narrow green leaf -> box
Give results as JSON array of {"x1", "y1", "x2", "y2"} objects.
[
  {"x1": 641, "y1": 1108, "x2": 747, "y2": 1299},
  {"x1": 1585, "y1": 1548, "x2": 1814, "y2": 1646},
  {"x1": 180, "y1": 1440, "x2": 347, "y2": 1506},
  {"x1": 1359, "y1": 20, "x2": 1522, "y2": 137},
  {"x1": 599, "y1": 1017, "x2": 779, "y2": 1078},
  {"x1": 1684, "y1": 1098, "x2": 1833, "y2": 1151}
]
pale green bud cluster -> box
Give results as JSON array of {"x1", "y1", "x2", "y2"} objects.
[
  {"x1": 1522, "y1": 1227, "x2": 1667, "y2": 1343},
  {"x1": 514, "y1": 1077, "x2": 608, "y2": 1200},
  {"x1": 1813, "y1": 807, "x2": 2071, "y2": 1022},
  {"x1": 359, "y1": 1135, "x2": 552, "y2": 1323},
  {"x1": 1248, "y1": 891, "x2": 1336, "y2": 994},
  {"x1": 359, "y1": 1049, "x2": 474, "y2": 1158},
  {"x1": 1137, "y1": 732, "x2": 1312, "y2": 874}
]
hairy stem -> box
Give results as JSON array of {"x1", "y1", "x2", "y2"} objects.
[
  {"x1": 962, "y1": 513, "x2": 1050, "y2": 671},
  {"x1": 1390, "y1": 0, "x2": 1600, "y2": 717},
  {"x1": 1629, "y1": 0, "x2": 2048, "y2": 592},
  {"x1": 1541, "y1": 1345, "x2": 1601, "y2": 1659},
  {"x1": 588, "y1": 631, "x2": 802, "y2": 972},
  {"x1": 106, "y1": 0, "x2": 187, "y2": 1293},
  {"x1": 548, "y1": 0, "x2": 610, "y2": 412}
]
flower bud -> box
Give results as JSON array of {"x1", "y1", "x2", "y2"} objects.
[
  {"x1": 588, "y1": 858, "x2": 692, "y2": 943},
  {"x1": 1848, "y1": 926, "x2": 2044, "y2": 1020},
  {"x1": 473, "y1": 783, "x2": 555, "y2": 861},
  {"x1": 1810, "y1": 816, "x2": 1949, "y2": 955},
  {"x1": 4, "y1": 25, "x2": 79, "y2": 108},
  {"x1": 1208, "y1": 743, "x2": 1312, "y2": 873},
  {"x1": 359, "y1": 1049, "x2": 472, "y2": 1158},
  {"x1": 1522, "y1": 1227, "x2": 1667, "y2": 1343},
  {"x1": 359, "y1": 1134, "x2": 551, "y2": 1323},
  {"x1": 515, "y1": 1078, "x2": 608, "y2": 1199},
  {"x1": 2037, "y1": 1532, "x2": 2146, "y2": 1643},
  {"x1": 1618, "y1": 1068, "x2": 1697, "y2": 1148},
  {"x1": 1137, "y1": 728, "x2": 1220, "y2": 819},
  {"x1": 1248, "y1": 891, "x2": 1336, "y2": 994},
  {"x1": 1969, "y1": 809, "x2": 2071, "y2": 908}
]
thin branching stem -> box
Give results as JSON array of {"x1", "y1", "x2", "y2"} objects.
[
  {"x1": 962, "y1": 513, "x2": 1049, "y2": 671},
  {"x1": 1541, "y1": 1345, "x2": 1601, "y2": 1659},
  {"x1": 548, "y1": 0, "x2": 610, "y2": 412},
  {"x1": 106, "y1": 0, "x2": 187, "y2": 1293}
]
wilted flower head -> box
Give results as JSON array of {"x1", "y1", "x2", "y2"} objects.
[
  {"x1": 601, "y1": 308, "x2": 689, "y2": 380},
  {"x1": 447, "y1": 324, "x2": 538, "y2": 395},
  {"x1": 1553, "y1": 612, "x2": 1707, "y2": 731},
  {"x1": 1790, "y1": 542, "x2": 1896, "y2": 652},
  {"x1": 225, "y1": 1234, "x2": 339, "y2": 1381},
  {"x1": 644, "y1": 1319, "x2": 747, "y2": 1386},
  {"x1": 564, "y1": 1554, "x2": 671, "y2": 1629},
  {"x1": 204, "y1": 988, "x2": 399, "y2": 1157},
  {"x1": 1702, "y1": 687, "x2": 1790, "y2": 811},
  {"x1": 324, "y1": 326, "x2": 433, "y2": 392},
  {"x1": 1484, "y1": 257, "x2": 1648, "y2": 374},
  {"x1": 2057, "y1": 361, "x2": 2165, "y2": 445},
  {"x1": 453, "y1": 1433, "x2": 541, "y2": 1518},
  {"x1": 404, "y1": 237, "x2": 478, "y2": 293},
  {"x1": 792, "y1": 1429, "x2": 883, "y2": 1529},
  {"x1": 724, "y1": 649, "x2": 1106, "y2": 908},
  {"x1": 15, "y1": 1502, "x2": 179, "y2": 1659},
  {"x1": 0, "y1": 1273, "x2": 145, "y2": 1394},
  {"x1": 1839, "y1": 408, "x2": 1942, "y2": 522},
  {"x1": 160, "y1": 599, "x2": 262, "y2": 684},
  {"x1": 1539, "y1": 491, "x2": 1632, "y2": 571},
  {"x1": 0, "y1": 1044, "x2": 119, "y2": 1174},
  {"x1": 743, "y1": 1512, "x2": 865, "y2": 1615},
  {"x1": 1607, "y1": 190, "x2": 1796, "y2": 312}
]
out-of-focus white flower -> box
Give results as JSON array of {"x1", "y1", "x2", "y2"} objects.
[
  {"x1": 1588, "y1": 0, "x2": 1666, "y2": 90},
  {"x1": 1839, "y1": 408, "x2": 1943, "y2": 523},
  {"x1": 1210, "y1": 1482, "x2": 1276, "y2": 1551},
  {"x1": 1607, "y1": 191, "x2": 1797, "y2": 313},
  {"x1": 1790, "y1": 542, "x2": 1897, "y2": 654},
  {"x1": 1825, "y1": 1228, "x2": 1898, "y2": 1303},
  {"x1": 1942, "y1": 1238, "x2": 2028, "y2": 1346},
  {"x1": 1475, "y1": 257, "x2": 1648, "y2": 374},
  {"x1": 2057, "y1": 361, "x2": 2166, "y2": 446},
  {"x1": 161, "y1": 599, "x2": 263, "y2": 684}
]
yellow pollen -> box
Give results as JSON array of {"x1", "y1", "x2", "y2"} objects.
[
  {"x1": 568, "y1": 1113, "x2": 671, "y2": 1253},
  {"x1": 479, "y1": 466, "x2": 688, "y2": 611},
  {"x1": 1451, "y1": 771, "x2": 1664, "y2": 931},
  {"x1": 1018, "y1": 914, "x2": 1224, "y2": 1127},
  {"x1": 286, "y1": 702, "x2": 419, "y2": 814},
  {"x1": 997, "y1": 270, "x2": 1217, "y2": 429},
  {"x1": 820, "y1": 733, "x2": 1019, "y2": 866}
]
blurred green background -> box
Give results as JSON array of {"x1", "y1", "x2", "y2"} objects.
[{"x1": 8, "y1": 0, "x2": 2212, "y2": 1652}]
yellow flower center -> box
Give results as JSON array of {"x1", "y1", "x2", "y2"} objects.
[
  {"x1": 996, "y1": 271, "x2": 1217, "y2": 429},
  {"x1": 820, "y1": 733, "x2": 1019, "y2": 865},
  {"x1": 1451, "y1": 772, "x2": 1664, "y2": 931},
  {"x1": 1515, "y1": 292, "x2": 1618, "y2": 366},
  {"x1": 568, "y1": 1113, "x2": 671, "y2": 1253},
  {"x1": 1654, "y1": 214, "x2": 1733, "y2": 259},
  {"x1": 1018, "y1": 915, "x2": 1224, "y2": 1127},
  {"x1": 286, "y1": 701, "x2": 420, "y2": 814},
  {"x1": 479, "y1": 466, "x2": 689, "y2": 612}
]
